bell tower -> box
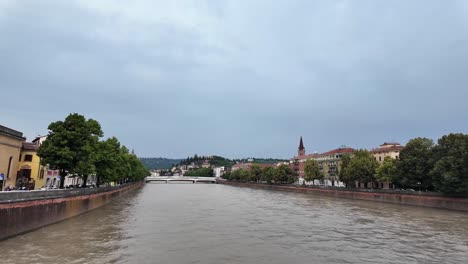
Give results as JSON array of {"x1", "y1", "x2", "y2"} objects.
[{"x1": 298, "y1": 136, "x2": 305, "y2": 156}]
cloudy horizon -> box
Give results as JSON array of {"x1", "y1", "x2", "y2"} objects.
[{"x1": 1, "y1": 0, "x2": 468, "y2": 159}]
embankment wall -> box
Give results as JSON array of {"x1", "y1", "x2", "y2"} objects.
[
  {"x1": 0, "y1": 182, "x2": 143, "y2": 240},
  {"x1": 221, "y1": 182, "x2": 468, "y2": 212}
]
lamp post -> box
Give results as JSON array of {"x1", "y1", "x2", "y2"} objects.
[{"x1": 417, "y1": 181, "x2": 421, "y2": 192}]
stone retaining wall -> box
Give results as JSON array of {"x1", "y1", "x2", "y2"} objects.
[
  {"x1": 0, "y1": 182, "x2": 143, "y2": 240},
  {"x1": 222, "y1": 182, "x2": 468, "y2": 212}
]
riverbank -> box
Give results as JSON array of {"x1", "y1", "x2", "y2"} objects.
[
  {"x1": 220, "y1": 181, "x2": 468, "y2": 212},
  {"x1": 0, "y1": 181, "x2": 143, "y2": 240}
]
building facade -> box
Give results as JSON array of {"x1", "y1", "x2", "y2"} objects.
[
  {"x1": 17, "y1": 142, "x2": 47, "y2": 190},
  {"x1": 370, "y1": 142, "x2": 404, "y2": 164},
  {"x1": 291, "y1": 137, "x2": 352, "y2": 187},
  {"x1": 0, "y1": 125, "x2": 25, "y2": 190}
]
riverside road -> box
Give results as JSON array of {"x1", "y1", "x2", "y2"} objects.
[{"x1": 1, "y1": 184, "x2": 467, "y2": 264}]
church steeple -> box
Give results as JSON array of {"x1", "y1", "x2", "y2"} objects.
[{"x1": 298, "y1": 136, "x2": 305, "y2": 156}]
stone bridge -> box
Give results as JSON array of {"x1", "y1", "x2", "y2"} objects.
[{"x1": 145, "y1": 176, "x2": 217, "y2": 184}]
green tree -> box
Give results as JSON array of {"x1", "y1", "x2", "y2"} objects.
[
  {"x1": 249, "y1": 164, "x2": 263, "y2": 182},
  {"x1": 94, "y1": 137, "x2": 125, "y2": 186},
  {"x1": 304, "y1": 159, "x2": 324, "y2": 185},
  {"x1": 344, "y1": 149, "x2": 378, "y2": 188},
  {"x1": 338, "y1": 154, "x2": 353, "y2": 187},
  {"x1": 274, "y1": 164, "x2": 294, "y2": 184},
  {"x1": 397, "y1": 137, "x2": 434, "y2": 189},
  {"x1": 37, "y1": 113, "x2": 103, "y2": 189},
  {"x1": 261, "y1": 167, "x2": 275, "y2": 183},
  {"x1": 430, "y1": 133, "x2": 468, "y2": 193},
  {"x1": 184, "y1": 167, "x2": 214, "y2": 177},
  {"x1": 376, "y1": 157, "x2": 398, "y2": 183}
]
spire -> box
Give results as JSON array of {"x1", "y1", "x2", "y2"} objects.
[
  {"x1": 298, "y1": 136, "x2": 304, "y2": 150},
  {"x1": 131, "y1": 148, "x2": 135, "y2": 155},
  {"x1": 298, "y1": 136, "x2": 305, "y2": 156}
]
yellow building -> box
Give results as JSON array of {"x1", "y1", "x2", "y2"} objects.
[
  {"x1": 17, "y1": 142, "x2": 47, "y2": 190},
  {"x1": 370, "y1": 142, "x2": 405, "y2": 164},
  {"x1": 0, "y1": 125, "x2": 25, "y2": 190}
]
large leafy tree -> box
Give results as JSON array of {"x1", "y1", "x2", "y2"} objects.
[
  {"x1": 376, "y1": 157, "x2": 398, "y2": 183},
  {"x1": 261, "y1": 167, "x2": 275, "y2": 183},
  {"x1": 338, "y1": 154, "x2": 353, "y2": 187},
  {"x1": 343, "y1": 149, "x2": 378, "y2": 187},
  {"x1": 304, "y1": 159, "x2": 323, "y2": 185},
  {"x1": 94, "y1": 137, "x2": 123, "y2": 187},
  {"x1": 249, "y1": 164, "x2": 263, "y2": 182},
  {"x1": 37, "y1": 113, "x2": 103, "y2": 189},
  {"x1": 274, "y1": 164, "x2": 294, "y2": 184},
  {"x1": 430, "y1": 133, "x2": 468, "y2": 194},
  {"x1": 397, "y1": 137, "x2": 434, "y2": 189}
]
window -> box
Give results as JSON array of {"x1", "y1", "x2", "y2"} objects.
[
  {"x1": 19, "y1": 154, "x2": 22, "y2": 161},
  {"x1": 379, "y1": 156, "x2": 382, "y2": 161},
  {"x1": 40, "y1": 169, "x2": 45, "y2": 179},
  {"x1": 24, "y1": 155, "x2": 33, "y2": 162}
]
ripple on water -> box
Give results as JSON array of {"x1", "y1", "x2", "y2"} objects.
[{"x1": 1, "y1": 185, "x2": 468, "y2": 264}]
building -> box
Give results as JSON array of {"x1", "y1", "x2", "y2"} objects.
[
  {"x1": 370, "y1": 142, "x2": 404, "y2": 164},
  {"x1": 213, "y1": 166, "x2": 225, "y2": 177},
  {"x1": 16, "y1": 142, "x2": 47, "y2": 190},
  {"x1": 0, "y1": 125, "x2": 25, "y2": 190},
  {"x1": 290, "y1": 137, "x2": 353, "y2": 187}
]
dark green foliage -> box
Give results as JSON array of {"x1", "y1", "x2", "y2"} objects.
[
  {"x1": 37, "y1": 113, "x2": 103, "y2": 188},
  {"x1": 274, "y1": 164, "x2": 295, "y2": 184},
  {"x1": 376, "y1": 157, "x2": 398, "y2": 183},
  {"x1": 338, "y1": 154, "x2": 352, "y2": 186},
  {"x1": 184, "y1": 167, "x2": 214, "y2": 177},
  {"x1": 140, "y1": 158, "x2": 184, "y2": 169},
  {"x1": 38, "y1": 113, "x2": 149, "y2": 188},
  {"x1": 304, "y1": 159, "x2": 324, "y2": 184},
  {"x1": 430, "y1": 133, "x2": 468, "y2": 193},
  {"x1": 396, "y1": 137, "x2": 434, "y2": 189},
  {"x1": 342, "y1": 149, "x2": 378, "y2": 187}
]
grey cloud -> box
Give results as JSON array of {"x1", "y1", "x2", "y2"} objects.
[{"x1": 1, "y1": 0, "x2": 468, "y2": 158}]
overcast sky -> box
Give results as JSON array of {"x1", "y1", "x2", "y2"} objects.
[{"x1": 1, "y1": 0, "x2": 468, "y2": 158}]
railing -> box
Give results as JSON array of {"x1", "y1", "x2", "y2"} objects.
[{"x1": 0, "y1": 182, "x2": 138, "y2": 204}]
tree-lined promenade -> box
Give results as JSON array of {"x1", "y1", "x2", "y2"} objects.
[
  {"x1": 37, "y1": 113, "x2": 149, "y2": 189},
  {"x1": 222, "y1": 134, "x2": 468, "y2": 195}
]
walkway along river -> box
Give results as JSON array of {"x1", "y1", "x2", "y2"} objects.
[{"x1": 1, "y1": 184, "x2": 467, "y2": 263}]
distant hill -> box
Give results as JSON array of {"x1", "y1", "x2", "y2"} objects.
[{"x1": 139, "y1": 157, "x2": 183, "y2": 170}]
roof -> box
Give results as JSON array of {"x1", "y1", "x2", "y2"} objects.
[
  {"x1": 292, "y1": 153, "x2": 320, "y2": 160},
  {"x1": 320, "y1": 148, "x2": 354, "y2": 156},
  {"x1": 0, "y1": 125, "x2": 26, "y2": 141},
  {"x1": 381, "y1": 142, "x2": 401, "y2": 146},
  {"x1": 370, "y1": 145, "x2": 405, "y2": 153},
  {"x1": 291, "y1": 148, "x2": 354, "y2": 161},
  {"x1": 22, "y1": 142, "x2": 39, "y2": 151}
]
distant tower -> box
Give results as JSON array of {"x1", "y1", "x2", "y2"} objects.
[
  {"x1": 131, "y1": 148, "x2": 135, "y2": 155},
  {"x1": 298, "y1": 136, "x2": 305, "y2": 156}
]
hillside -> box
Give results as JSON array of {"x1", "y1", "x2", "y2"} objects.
[{"x1": 139, "y1": 157, "x2": 183, "y2": 170}]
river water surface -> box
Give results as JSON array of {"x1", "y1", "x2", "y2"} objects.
[{"x1": 2, "y1": 184, "x2": 468, "y2": 264}]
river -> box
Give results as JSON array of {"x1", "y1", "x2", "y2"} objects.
[{"x1": 2, "y1": 184, "x2": 468, "y2": 264}]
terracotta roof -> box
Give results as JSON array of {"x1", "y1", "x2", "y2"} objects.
[
  {"x1": 370, "y1": 145, "x2": 405, "y2": 153},
  {"x1": 22, "y1": 142, "x2": 39, "y2": 151},
  {"x1": 291, "y1": 153, "x2": 320, "y2": 160},
  {"x1": 381, "y1": 142, "x2": 401, "y2": 146},
  {"x1": 319, "y1": 148, "x2": 354, "y2": 156}
]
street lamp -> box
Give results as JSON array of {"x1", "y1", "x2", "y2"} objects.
[{"x1": 417, "y1": 181, "x2": 421, "y2": 192}]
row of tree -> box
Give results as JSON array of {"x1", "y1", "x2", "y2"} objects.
[
  {"x1": 222, "y1": 164, "x2": 296, "y2": 184},
  {"x1": 338, "y1": 134, "x2": 468, "y2": 194},
  {"x1": 37, "y1": 113, "x2": 149, "y2": 189}
]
